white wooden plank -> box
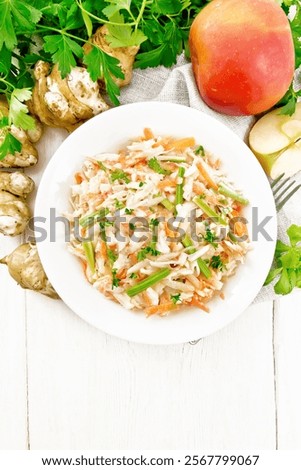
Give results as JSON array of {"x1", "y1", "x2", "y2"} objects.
[
  {"x1": 26, "y1": 295, "x2": 275, "y2": 450},
  {"x1": 0, "y1": 127, "x2": 66, "y2": 449},
  {"x1": 0, "y1": 236, "x2": 27, "y2": 449},
  {"x1": 274, "y1": 290, "x2": 301, "y2": 449}
]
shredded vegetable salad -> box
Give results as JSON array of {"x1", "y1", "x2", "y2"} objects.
[{"x1": 67, "y1": 129, "x2": 250, "y2": 316}]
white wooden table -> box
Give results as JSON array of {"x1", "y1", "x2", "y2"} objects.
[{"x1": 1, "y1": 128, "x2": 301, "y2": 450}]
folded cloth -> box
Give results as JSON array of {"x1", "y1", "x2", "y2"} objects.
[{"x1": 120, "y1": 55, "x2": 301, "y2": 303}]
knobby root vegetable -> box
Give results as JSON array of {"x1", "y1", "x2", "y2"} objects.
[
  {"x1": 0, "y1": 191, "x2": 31, "y2": 236},
  {"x1": 0, "y1": 171, "x2": 34, "y2": 198},
  {"x1": 29, "y1": 61, "x2": 109, "y2": 132},
  {"x1": 0, "y1": 98, "x2": 42, "y2": 168},
  {"x1": 84, "y1": 26, "x2": 139, "y2": 88},
  {"x1": 0, "y1": 243, "x2": 59, "y2": 299}
]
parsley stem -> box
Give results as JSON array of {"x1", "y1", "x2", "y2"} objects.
[
  {"x1": 75, "y1": 0, "x2": 137, "y2": 27},
  {"x1": 135, "y1": 0, "x2": 148, "y2": 30},
  {"x1": 35, "y1": 26, "x2": 89, "y2": 43},
  {"x1": 126, "y1": 268, "x2": 171, "y2": 297},
  {"x1": 0, "y1": 78, "x2": 14, "y2": 92}
]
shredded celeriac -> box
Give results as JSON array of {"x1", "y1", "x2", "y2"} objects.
[{"x1": 67, "y1": 129, "x2": 250, "y2": 316}]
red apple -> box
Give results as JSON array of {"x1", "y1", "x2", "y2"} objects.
[{"x1": 189, "y1": 0, "x2": 295, "y2": 115}]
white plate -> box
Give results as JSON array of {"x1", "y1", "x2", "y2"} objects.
[{"x1": 35, "y1": 102, "x2": 277, "y2": 345}]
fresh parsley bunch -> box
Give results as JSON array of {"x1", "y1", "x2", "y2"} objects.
[
  {"x1": 0, "y1": 0, "x2": 300, "y2": 160},
  {"x1": 265, "y1": 224, "x2": 301, "y2": 295}
]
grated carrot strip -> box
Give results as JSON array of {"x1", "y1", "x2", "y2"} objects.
[
  {"x1": 153, "y1": 137, "x2": 171, "y2": 148},
  {"x1": 157, "y1": 179, "x2": 177, "y2": 189},
  {"x1": 165, "y1": 221, "x2": 176, "y2": 239},
  {"x1": 100, "y1": 241, "x2": 108, "y2": 260},
  {"x1": 196, "y1": 162, "x2": 218, "y2": 191},
  {"x1": 193, "y1": 182, "x2": 204, "y2": 195},
  {"x1": 166, "y1": 137, "x2": 196, "y2": 151},
  {"x1": 143, "y1": 128, "x2": 154, "y2": 140},
  {"x1": 145, "y1": 302, "x2": 178, "y2": 316},
  {"x1": 234, "y1": 221, "x2": 248, "y2": 237},
  {"x1": 189, "y1": 295, "x2": 210, "y2": 313},
  {"x1": 142, "y1": 291, "x2": 152, "y2": 306},
  {"x1": 75, "y1": 172, "x2": 84, "y2": 184}
]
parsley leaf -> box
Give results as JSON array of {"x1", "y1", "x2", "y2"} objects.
[
  {"x1": 153, "y1": 0, "x2": 185, "y2": 15},
  {"x1": 102, "y1": 0, "x2": 131, "y2": 19},
  {"x1": 137, "y1": 245, "x2": 161, "y2": 261},
  {"x1": 106, "y1": 12, "x2": 147, "y2": 48},
  {"x1": 195, "y1": 145, "x2": 205, "y2": 156},
  {"x1": 111, "y1": 169, "x2": 130, "y2": 183},
  {"x1": 112, "y1": 268, "x2": 121, "y2": 288},
  {"x1": 150, "y1": 218, "x2": 159, "y2": 227},
  {"x1": 148, "y1": 157, "x2": 171, "y2": 175},
  {"x1": 287, "y1": 224, "x2": 301, "y2": 246},
  {"x1": 209, "y1": 255, "x2": 225, "y2": 271},
  {"x1": 203, "y1": 227, "x2": 218, "y2": 247},
  {"x1": 0, "y1": 45, "x2": 12, "y2": 75},
  {"x1": 274, "y1": 268, "x2": 295, "y2": 295},
  {"x1": 171, "y1": 293, "x2": 181, "y2": 304},
  {"x1": 265, "y1": 224, "x2": 301, "y2": 295},
  {"x1": 0, "y1": 132, "x2": 22, "y2": 161},
  {"x1": 114, "y1": 199, "x2": 125, "y2": 209},
  {"x1": 0, "y1": 0, "x2": 41, "y2": 51},
  {"x1": 44, "y1": 35, "x2": 83, "y2": 78},
  {"x1": 135, "y1": 21, "x2": 183, "y2": 68},
  {"x1": 107, "y1": 248, "x2": 118, "y2": 265},
  {"x1": 129, "y1": 272, "x2": 138, "y2": 279},
  {"x1": 278, "y1": 86, "x2": 301, "y2": 116},
  {"x1": 9, "y1": 88, "x2": 35, "y2": 130},
  {"x1": 0, "y1": 117, "x2": 9, "y2": 128},
  {"x1": 83, "y1": 45, "x2": 124, "y2": 106}
]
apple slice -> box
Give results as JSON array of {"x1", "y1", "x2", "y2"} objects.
[
  {"x1": 249, "y1": 107, "x2": 301, "y2": 156},
  {"x1": 281, "y1": 119, "x2": 301, "y2": 139},
  {"x1": 249, "y1": 102, "x2": 301, "y2": 179},
  {"x1": 269, "y1": 139, "x2": 301, "y2": 180}
]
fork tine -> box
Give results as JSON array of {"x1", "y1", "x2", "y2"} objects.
[
  {"x1": 272, "y1": 176, "x2": 291, "y2": 197},
  {"x1": 274, "y1": 180, "x2": 296, "y2": 203},
  {"x1": 276, "y1": 184, "x2": 301, "y2": 212},
  {"x1": 270, "y1": 173, "x2": 285, "y2": 188}
]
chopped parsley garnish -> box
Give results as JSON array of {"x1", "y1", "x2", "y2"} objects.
[
  {"x1": 129, "y1": 273, "x2": 138, "y2": 279},
  {"x1": 203, "y1": 227, "x2": 218, "y2": 247},
  {"x1": 150, "y1": 218, "x2": 160, "y2": 227},
  {"x1": 125, "y1": 208, "x2": 134, "y2": 215},
  {"x1": 97, "y1": 161, "x2": 107, "y2": 171},
  {"x1": 115, "y1": 199, "x2": 125, "y2": 209},
  {"x1": 137, "y1": 245, "x2": 161, "y2": 262},
  {"x1": 209, "y1": 255, "x2": 225, "y2": 271},
  {"x1": 112, "y1": 269, "x2": 121, "y2": 288},
  {"x1": 107, "y1": 248, "x2": 118, "y2": 265},
  {"x1": 139, "y1": 181, "x2": 145, "y2": 187},
  {"x1": 129, "y1": 223, "x2": 136, "y2": 231},
  {"x1": 195, "y1": 145, "x2": 205, "y2": 156},
  {"x1": 148, "y1": 157, "x2": 171, "y2": 175},
  {"x1": 111, "y1": 169, "x2": 130, "y2": 184},
  {"x1": 171, "y1": 293, "x2": 181, "y2": 304}
]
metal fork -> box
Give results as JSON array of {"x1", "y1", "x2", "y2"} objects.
[
  {"x1": 271, "y1": 173, "x2": 301, "y2": 212},
  {"x1": 189, "y1": 173, "x2": 301, "y2": 346}
]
